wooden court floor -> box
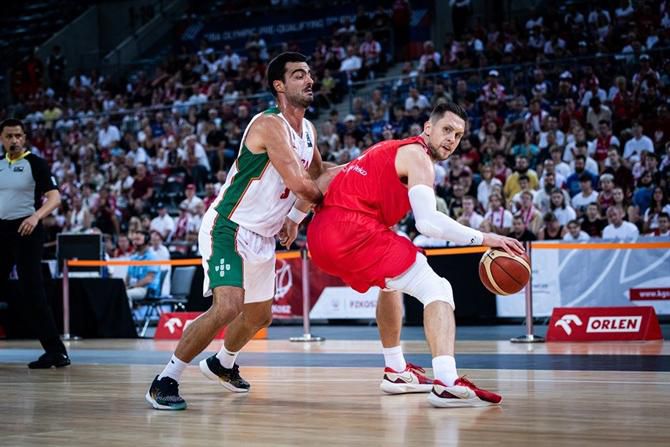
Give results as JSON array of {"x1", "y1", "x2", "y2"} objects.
[{"x1": 1, "y1": 337, "x2": 669, "y2": 447}]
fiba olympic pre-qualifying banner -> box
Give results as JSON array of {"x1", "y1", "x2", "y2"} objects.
[{"x1": 497, "y1": 237, "x2": 670, "y2": 317}]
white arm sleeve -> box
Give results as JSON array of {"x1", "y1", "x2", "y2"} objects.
[{"x1": 409, "y1": 184, "x2": 484, "y2": 246}]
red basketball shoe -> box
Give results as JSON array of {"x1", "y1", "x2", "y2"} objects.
[
  {"x1": 428, "y1": 376, "x2": 503, "y2": 408},
  {"x1": 380, "y1": 363, "x2": 434, "y2": 394}
]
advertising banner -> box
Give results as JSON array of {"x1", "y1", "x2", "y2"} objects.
[
  {"x1": 546, "y1": 306, "x2": 663, "y2": 341},
  {"x1": 497, "y1": 237, "x2": 670, "y2": 317}
]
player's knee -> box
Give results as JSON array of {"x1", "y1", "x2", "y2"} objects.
[{"x1": 413, "y1": 276, "x2": 455, "y2": 311}]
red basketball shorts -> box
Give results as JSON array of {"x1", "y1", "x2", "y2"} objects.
[{"x1": 307, "y1": 207, "x2": 419, "y2": 293}]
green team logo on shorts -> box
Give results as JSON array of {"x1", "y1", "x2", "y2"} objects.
[
  {"x1": 207, "y1": 216, "x2": 244, "y2": 289},
  {"x1": 214, "y1": 258, "x2": 232, "y2": 277}
]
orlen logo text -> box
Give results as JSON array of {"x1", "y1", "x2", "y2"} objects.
[{"x1": 586, "y1": 316, "x2": 642, "y2": 333}]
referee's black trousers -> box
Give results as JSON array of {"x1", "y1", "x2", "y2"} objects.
[{"x1": 0, "y1": 218, "x2": 66, "y2": 354}]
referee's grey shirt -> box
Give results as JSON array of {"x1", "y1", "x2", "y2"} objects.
[{"x1": 0, "y1": 151, "x2": 58, "y2": 220}]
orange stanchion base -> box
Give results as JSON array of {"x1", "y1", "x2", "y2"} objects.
[{"x1": 154, "y1": 312, "x2": 267, "y2": 340}]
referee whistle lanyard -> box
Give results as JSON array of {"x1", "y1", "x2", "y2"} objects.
[{"x1": 6, "y1": 150, "x2": 30, "y2": 164}]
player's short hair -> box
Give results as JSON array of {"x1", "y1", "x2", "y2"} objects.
[
  {"x1": 266, "y1": 52, "x2": 308, "y2": 98},
  {"x1": 429, "y1": 102, "x2": 468, "y2": 123},
  {"x1": 0, "y1": 118, "x2": 26, "y2": 134}
]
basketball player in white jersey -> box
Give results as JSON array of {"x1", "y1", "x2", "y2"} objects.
[{"x1": 147, "y1": 52, "x2": 328, "y2": 410}]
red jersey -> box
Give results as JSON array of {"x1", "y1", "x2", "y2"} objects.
[
  {"x1": 309, "y1": 136, "x2": 427, "y2": 292},
  {"x1": 322, "y1": 136, "x2": 428, "y2": 226}
]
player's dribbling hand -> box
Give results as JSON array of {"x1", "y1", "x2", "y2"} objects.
[
  {"x1": 482, "y1": 233, "x2": 526, "y2": 257},
  {"x1": 278, "y1": 218, "x2": 298, "y2": 248}
]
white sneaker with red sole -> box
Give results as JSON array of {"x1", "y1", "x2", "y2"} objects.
[
  {"x1": 380, "y1": 363, "x2": 434, "y2": 394},
  {"x1": 427, "y1": 377, "x2": 503, "y2": 408}
]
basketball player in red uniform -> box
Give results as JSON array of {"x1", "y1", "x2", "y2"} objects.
[{"x1": 281, "y1": 102, "x2": 524, "y2": 407}]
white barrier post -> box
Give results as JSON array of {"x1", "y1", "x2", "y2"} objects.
[
  {"x1": 62, "y1": 260, "x2": 72, "y2": 341},
  {"x1": 290, "y1": 248, "x2": 324, "y2": 342},
  {"x1": 510, "y1": 241, "x2": 545, "y2": 343}
]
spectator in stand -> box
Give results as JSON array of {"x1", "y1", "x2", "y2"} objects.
[
  {"x1": 405, "y1": 87, "x2": 431, "y2": 112},
  {"x1": 515, "y1": 190, "x2": 543, "y2": 235},
  {"x1": 581, "y1": 78, "x2": 607, "y2": 109},
  {"x1": 632, "y1": 54, "x2": 660, "y2": 97},
  {"x1": 491, "y1": 151, "x2": 512, "y2": 184},
  {"x1": 566, "y1": 155, "x2": 597, "y2": 197},
  {"x1": 113, "y1": 233, "x2": 134, "y2": 258},
  {"x1": 605, "y1": 147, "x2": 635, "y2": 195},
  {"x1": 481, "y1": 70, "x2": 506, "y2": 102},
  {"x1": 535, "y1": 171, "x2": 569, "y2": 214},
  {"x1": 549, "y1": 187, "x2": 577, "y2": 226},
  {"x1": 603, "y1": 205, "x2": 640, "y2": 239},
  {"x1": 173, "y1": 203, "x2": 191, "y2": 243},
  {"x1": 538, "y1": 212, "x2": 566, "y2": 240},
  {"x1": 570, "y1": 141, "x2": 600, "y2": 177},
  {"x1": 585, "y1": 97, "x2": 611, "y2": 135},
  {"x1": 98, "y1": 116, "x2": 121, "y2": 151},
  {"x1": 131, "y1": 163, "x2": 153, "y2": 201},
  {"x1": 591, "y1": 120, "x2": 619, "y2": 170},
  {"x1": 482, "y1": 193, "x2": 513, "y2": 235},
  {"x1": 182, "y1": 135, "x2": 210, "y2": 193},
  {"x1": 651, "y1": 212, "x2": 670, "y2": 237},
  {"x1": 477, "y1": 164, "x2": 502, "y2": 212},
  {"x1": 633, "y1": 170, "x2": 655, "y2": 213},
  {"x1": 180, "y1": 183, "x2": 204, "y2": 213},
  {"x1": 148, "y1": 230, "x2": 171, "y2": 296},
  {"x1": 524, "y1": 98, "x2": 549, "y2": 134},
  {"x1": 95, "y1": 186, "x2": 120, "y2": 235},
  {"x1": 480, "y1": 121, "x2": 508, "y2": 159},
  {"x1": 150, "y1": 203, "x2": 175, "y2": 242},
  {"x1": 359, "y1": 32, "x2": 382, "y2": 78},
  {"x1": 538, "y1": 116, "x2": 565, "y2": 152},
  {"x1": 510, "y1": 175, "x2": 536, "y2": 211},
  {"x1": 457, "y1": 195, "x2": 484, "y2": 230},
  {"x1": 623, "y1": 121, "x2": 655, "y2": 162},
  {"x1": 581, "y1": 202, "x2": 607, "y2": 238},
  {"x1": 221, "y1": 45, "x2": 241, "y2": 75},
  {"x1": 642, "y1": 187, "x2": 670, "y2": 233},
  {"x1": 510, "y1": 129, "x2": 539, "y2": 166},
  {"x1": 572, "y1": 173, "x2": 600, "y2": 217},
  {"x1": 202, "y1": 183, "x2": 217, "y2": 210},
  {"x1": 418, "y1": 40, "x2": 441, "y2": 72},
  {"x1": 65, "y1": 195, "x2": 92, "y2": 233},
  {"x1": 597, "y1": 173, "x2": 616, "y2": 212},
  {"x1": 503, "y1": 155, "x2": 538, "y2": 202},
  {"x1": 540, "y1": 159, "x2": 567, "y2": 189},
  {"x1": 339, "y1": 46, "x2": 363, "y2": 82},
  {"x1": 563, "y1": 219, "x2": 590, "y2": 241},
  {"x1": 125, "y1": 231, "x2": 160, "y2": 303},
  {"x1": 510, "y1": 215, "x2": 538, "y2": 242}
]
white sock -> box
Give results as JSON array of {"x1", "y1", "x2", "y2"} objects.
[
  {"x1": 382, "y1": 345, "x2": 407, "y2": 371},
  {"x1": 216, "y1": 345, "x2": 239, "y2": 369},
  {"x1": 432, "y1": 355, "x2": 458, "y2": 386},
  {"x1": 158, "y1": 355, "x2": 188, "y2": 381}
]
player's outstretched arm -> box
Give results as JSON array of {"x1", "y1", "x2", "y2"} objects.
[
  {"x1": 252, "y1": 116, "x2": 322, "y2": 203},
  {"x1": 399, "y1": 145, "x2": 523, "y2": 255}
]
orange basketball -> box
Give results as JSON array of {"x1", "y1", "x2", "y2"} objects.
[{"x1": 478, "y1": 248, "x2": 531, "y2": 295}]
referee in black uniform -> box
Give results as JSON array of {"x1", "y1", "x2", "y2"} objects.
[{"x1": 0, "y1": 118, "x2": 70, "y2": 368}]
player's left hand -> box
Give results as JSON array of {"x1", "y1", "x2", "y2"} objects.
[
  {"x1": 18, "y1": 213, "x2": 39, "y2": 236},
  {"x1": 278, "y1": 218, "x2": 299, "y2": 248}
]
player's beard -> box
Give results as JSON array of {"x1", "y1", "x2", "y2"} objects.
[{"x1": 287, "y1": 89, "x2": 313, "y2": 109}]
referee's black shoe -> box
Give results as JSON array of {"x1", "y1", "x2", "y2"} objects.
[{"x1": 28, "y1": 352, "x2": 71, "y2": 369}]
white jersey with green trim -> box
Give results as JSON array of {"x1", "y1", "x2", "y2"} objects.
[{"x1": 210, "y1": 107, "x2": 315, "y2": 237}]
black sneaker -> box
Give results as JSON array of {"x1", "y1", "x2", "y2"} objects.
[
  {"x1": 199, "y1": 355, "x2": 250, "y2": 392},
  {"x1": 28, "y1": 352, "x2": 71, "y2": 369},
  {"x1": 145, "y1": 375, "x2": 187, "y2": 410}
]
